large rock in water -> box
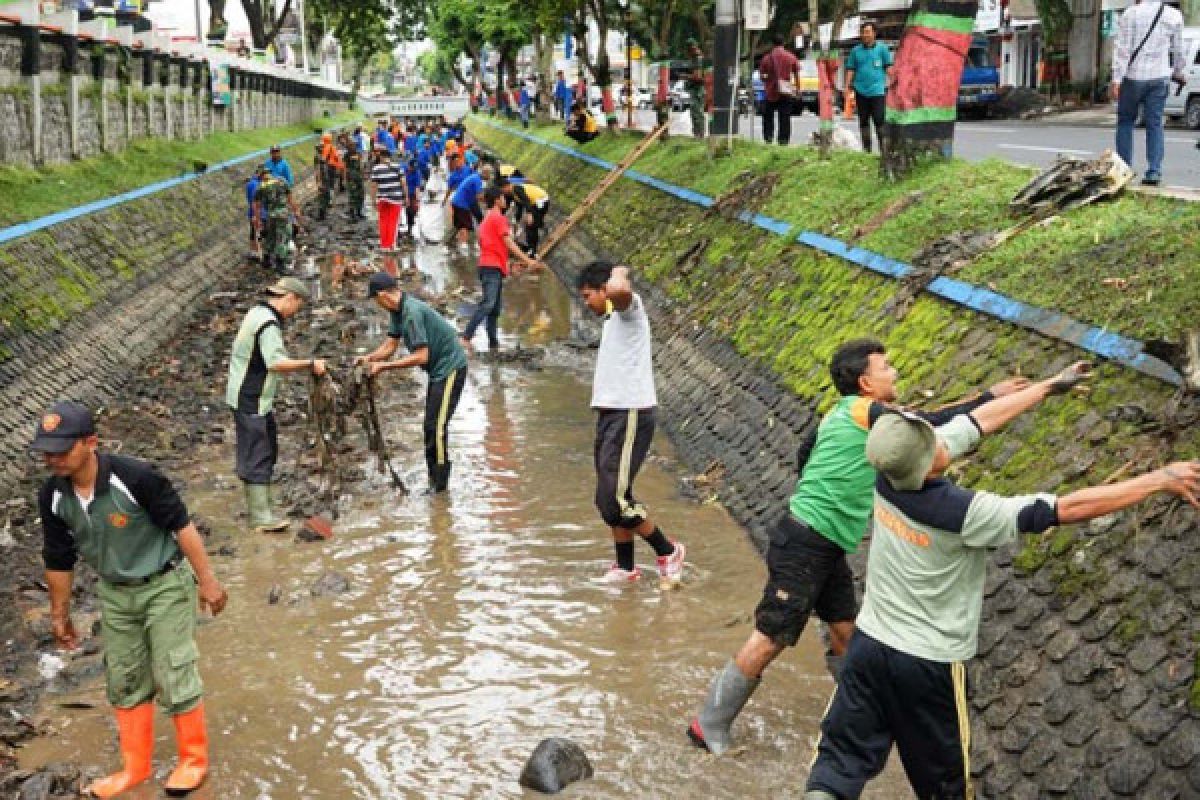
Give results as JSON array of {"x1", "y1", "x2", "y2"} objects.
[{"x1": 518, "y1": 737, "x2": 594, "y2": 794}]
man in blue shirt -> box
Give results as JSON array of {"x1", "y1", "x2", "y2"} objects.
[
  {"x1": 446, "y1": 164, "x2": 492, "y2": 250},
  {"x1": 404, "y1": 124, "x2": 419, "y2": 157},
  {"x1": 263, "y1": 145, "x2": 294, "y2": 187},
  {"x1": 843, "y1": 21, "x2": 894, "y2": 154},
  {"x1": 446, "y1": 159, "x2": 473, "y2": 194},
  {"x1": 554, "y1": 70, "x2": 572, "y2": 120},
  {"x1": 374, "y1": 120, "x2": 397, "y2": 155},
  {"x1": 403, "y1": 155, "x2": 424, "y2": 240}
]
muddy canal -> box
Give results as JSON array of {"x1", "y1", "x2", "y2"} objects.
[{"x1": 19, "y1": 209, "x2": 906, "y2": 797}]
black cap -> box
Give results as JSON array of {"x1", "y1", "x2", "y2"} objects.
[
  {"x1": 30, "y1": 401, "x2": 95, "y2": 453},
  {"x1": 367, "y1": 272, "x2": 398, "y2": 297}
]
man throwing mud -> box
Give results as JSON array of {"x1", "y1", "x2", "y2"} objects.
[
  {"x1": 33, "y1": 401, "x2": 228, "y2": 797},
  {"x1": 688, "y1": 338, "x2": 1089, "y2": 754},
  {"x1": 576, "y1": 261, "x2": 685, "y2": 584}
]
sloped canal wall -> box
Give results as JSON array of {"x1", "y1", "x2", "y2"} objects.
[{"x1": 472, "y1": 120, "x2": 1200, "y2": 798}]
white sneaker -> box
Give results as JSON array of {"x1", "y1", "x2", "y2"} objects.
[
  {"x1": 601, "y1": 563, "x2": 641, "y2": 584},
  {"x1": 656, "y1": 541, "x2": 686, "y2": 582}
]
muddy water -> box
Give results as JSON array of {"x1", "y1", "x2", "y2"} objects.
[{"x1": 20, "y1": 229, "x2": 907, "y2": 798}]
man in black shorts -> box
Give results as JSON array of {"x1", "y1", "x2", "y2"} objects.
[
  {"x1": 447, "y1": 164, "x2": 493, "y2": 251},
  {"x1": 687, "y1": 339, "x2": 1077, "y2": 755}
]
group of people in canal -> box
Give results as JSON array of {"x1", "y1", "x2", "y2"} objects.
[{"x1": 28, "y1": 113, "x2": 1200, "y2": 799}]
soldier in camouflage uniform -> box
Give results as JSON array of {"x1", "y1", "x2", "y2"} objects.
[
  {"x1": 345, "y1": 141, "x2": 366, "y2": 222},
  {"x1": 253, "y1": 173, "x2": 300, "y2": 273}
]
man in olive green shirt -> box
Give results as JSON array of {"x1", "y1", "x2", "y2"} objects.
[
  {"x1": 34, "y1": 401, "x2": 227, "y2": 797},
  {"x1": 688, "y1": 338, "x2": 1083, "y2": 755},
  {"x1": 226, "y1": 277, "x2": 327, "y2": 532},
  {"x1": 359, "y1": 272, "x2": 469, "y2": 494}
]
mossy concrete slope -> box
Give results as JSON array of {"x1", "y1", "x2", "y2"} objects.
[
  {"x1": 471, "y1": 120, "x2": 1200, "y2": 798},
  {"x1": 0, "y1": 137, "x2": 317, "y2": 491}
]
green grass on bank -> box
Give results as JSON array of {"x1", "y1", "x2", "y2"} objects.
[
  {"x1": 475, "y1": 115, "x2": 1200, "y2": 343},
  {"x1": 0, "y1": 109, "x2": 360, "y2": 228}
]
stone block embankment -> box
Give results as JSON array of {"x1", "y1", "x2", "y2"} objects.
[
  {"x1": 476, "y1": 122, "x2": 1200, "y2": 798},
  {"x1": 0, "y1": 139, "x2": 316, "y2": 494}
]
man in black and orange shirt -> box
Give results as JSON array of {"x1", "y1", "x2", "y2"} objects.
[{"x1": 459, "y1": 187, "x2": 544, "y2": 353}]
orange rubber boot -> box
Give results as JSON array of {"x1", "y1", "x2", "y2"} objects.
[
  {"x1": 164, "y1": 702, "x2": 209, "y2": 796},
  {"x1": 85, "y1": 703, "x2": 154, "y2": 798}
]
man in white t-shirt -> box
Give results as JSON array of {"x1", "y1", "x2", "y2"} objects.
[{"x1": 577, "y1": 261, "x2": 686, "y2": 585}]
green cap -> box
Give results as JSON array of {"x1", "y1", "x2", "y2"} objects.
[
  {"x1": 865, "y1": 411, "x2": 938, "y2": 491},
  {"x1": 266, "y1": 276, "x2": 311, "y2": 300}
]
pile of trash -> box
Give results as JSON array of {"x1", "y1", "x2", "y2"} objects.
[{"x1": 1010, "y1": 150, "x2": 1134, "y2": 215}]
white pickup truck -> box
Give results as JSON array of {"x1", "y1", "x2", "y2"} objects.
[{"x1": 1165, "y1": 27, "x2": 1200, "y2": 129}]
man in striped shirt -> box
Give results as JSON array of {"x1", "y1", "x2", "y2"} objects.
[{"x1": 369, "y1": 144, "x2": 408, "y2": 252}]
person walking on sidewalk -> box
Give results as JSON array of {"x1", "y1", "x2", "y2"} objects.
[
  {"x1": 369, "y1": 143, "x2": 408, "y2": 252},
  {"x1": 315, "y1": 132, "x2": 344, "y2": 222},
  {"x1": 554, "y1": 70, "x2": 573, "y2": 121},
  {"x1": 32, "y1": 401, "x2": 228, "y2": 798},
  {"x1": 360, "y1": 272, "x2": 469, "y2": 494},
  {"x1": 687, "y1": 338, "x2": 1078, "y2": 755},
  {"x1": 461, "y1": 187, "x2": 545, "y2": 353},
  {"x1": 576, "y1": 261, "x2": 686, "y2": 585},
  {"x1": 685, "y1": 38, "x2": 709, "y2": 139},
  {"x1": 758, "y1": 34, "x2": 800, "y2": 145},
  {"x1": 844, "y1": 21, "x2": 895, "y2": 154},
  {"x1": 226, "y1": 277, "x2": 327, "y2": 533},
  {"x1": 804, "y1": 408, "x2": 1199, "y2": 800},
  {"x1": 1111, "y1": 0, "x2": 1185, "y2": 185}
]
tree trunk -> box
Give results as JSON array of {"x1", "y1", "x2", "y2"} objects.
[
  {"x1": 240, "y1": 0, "x2": 293, "y2": 51},
  {"x1": 882, "y1": 0, "x2": 978, "y2": 179},
  {"x1": 534, "y1": 32, "x2": 556, "y2": 121}
]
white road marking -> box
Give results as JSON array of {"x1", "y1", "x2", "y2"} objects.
[
  {"x1": 1165, "y1": 137, "x2": 1194, "y2": 143},
  {"x1": 958, "y1": 126, "x2": 1018, "y2": 134},
  {"x1": 998, "y1": 144, "x2": 1093, "y2": 155}
]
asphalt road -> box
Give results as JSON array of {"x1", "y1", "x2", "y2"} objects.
[{"x1": 636, "y1": 109, "x2": 1200, "y2": 192}]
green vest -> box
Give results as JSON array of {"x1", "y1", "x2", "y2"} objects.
[{"x1": 49, "y1": 459, "x2": 181, "y2": 583}]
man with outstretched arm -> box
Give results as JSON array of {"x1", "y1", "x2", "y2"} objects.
[
  {"x1": 33, "y1": 401, "x2": 228, "y2": 798},
  {"x1": 576, "y1": 261, "x2": 686, "y2": 585},
  {"x1": 688, "y1": 337, "x2": 1087, "y2": 754},
  {"x1": 804, "y1": 396, "x2": 1200, "y2": 800},
  {"x1": 359, "y1": 272, "x2": 469, "y2": 494}
]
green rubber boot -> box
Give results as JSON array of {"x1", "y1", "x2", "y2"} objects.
[{"x1": 243, "y1": 483, "x2": 289, "y2": 534}]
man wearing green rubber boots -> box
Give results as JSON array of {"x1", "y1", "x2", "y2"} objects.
[
  {"x1": 226, "y1": 276, "x2": 327, "y2": 532},
  {"x1": 33, "y1": 400, "x2": 228, "y2": 797}
]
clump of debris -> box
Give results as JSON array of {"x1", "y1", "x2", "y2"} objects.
[{"x1": 1010, "y1": 150, "x2": 1134, "y2": 215}]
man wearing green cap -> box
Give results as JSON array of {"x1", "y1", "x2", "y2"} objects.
[
  {"x1": 32, "y1": 400, "x2": 227, "y2": 797},
  {"x1": 359, "y1": 272, "x2": 469, "y2": 494},
  {"x1": 685, "y1": 38, "x2": 708, "y2": 139},
  {"x1": 226, "y1": 277, "x2": 327, "y2": 531},
  {"x1": 804, "y1": 395, "x2": 1200, "y2": 800}
]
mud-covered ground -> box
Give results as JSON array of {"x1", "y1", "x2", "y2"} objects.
[{"x1": 0, "y1": 198, "x2": 454, "y2": 797}]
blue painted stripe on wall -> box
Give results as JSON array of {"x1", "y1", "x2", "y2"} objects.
[
  {"x1": 0, "y1": 131, "x2": 323, "y2": 247},
  {"x1": 434, "y1": 118, "x2": 1186, "y2": 387}
]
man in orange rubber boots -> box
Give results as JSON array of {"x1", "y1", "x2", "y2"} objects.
[{"x1": 32, "y1": 401, "x2": 228, "y2": 797}]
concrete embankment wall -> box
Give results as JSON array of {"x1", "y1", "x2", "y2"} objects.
[
  {"x1": 473, "y1": 121, "x2": 1200, "y2": 798},
  {"x1": 0, "y1": 26, "x2": 349, "y2": 166},
  {"x1": 0, "y1": 138, "x2": 317, "y2": 493}
]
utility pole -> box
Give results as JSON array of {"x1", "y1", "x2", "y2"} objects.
[
  {"x1": 625, "y1": 5, "x2": 634, "y2": 129},
  {"x1": 710, "y1": 0, "x2": 738, "y2": 137},
  {"x1": 296, "y1": 0, "x2": 310, "y2": 73},
  {"x1": 193, "y1": 0, "x2": 204, "y2": 43}
]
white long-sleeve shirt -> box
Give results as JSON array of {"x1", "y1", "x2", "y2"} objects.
[{"x1": 1112, "y1": 0, "x2": 1185, "y2": 84}]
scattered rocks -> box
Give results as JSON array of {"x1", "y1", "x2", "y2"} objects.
[
  {"x1": 310, "y1": 571, "x2": 351, "y2": 597},
  {"x1": 518, "y1": 737, "x2": 594, "y2": 794}
]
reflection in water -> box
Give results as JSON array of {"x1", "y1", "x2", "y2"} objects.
[{"x1": 19, "y1": 237, "x2": 907, "y2": 798}]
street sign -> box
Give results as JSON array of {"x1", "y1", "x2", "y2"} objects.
[{"x1": 743, "y1": 0, "x2": 769, "y2": 30}]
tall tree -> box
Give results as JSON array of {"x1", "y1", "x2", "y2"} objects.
[
  {"x1": 883, "y1": 0, "x2": 980, "y2": 178},
  {"x1": 427, "y1": 0, "x2": 486, "y2": 91},
  {"x1": 240, "y1": 0, "x2": 294, "y2": 50},
  {"x1": 303, "y1": 0, "x2": 401, "y2": 88}
]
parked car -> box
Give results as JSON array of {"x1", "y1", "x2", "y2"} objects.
[
  {"x1": 958, "y1": 37, "x2": 1001, "y2": 115},
  {"x1": 668, "y1": 80, "x2": 691, "y2": 111},
  {"x1": 1165, "y1": 27, "x2": 1200, "y2": 129},
  {"x1": 618, "y1": 85, "x2": 654, "y2": 110}
]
